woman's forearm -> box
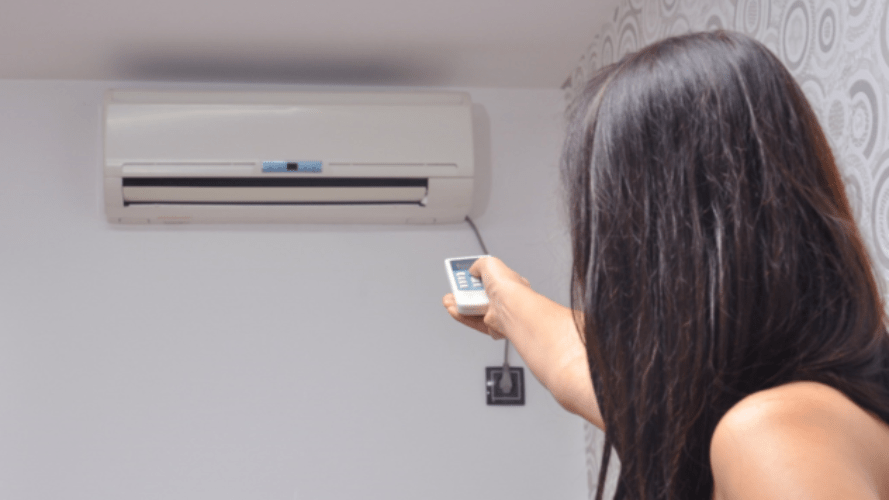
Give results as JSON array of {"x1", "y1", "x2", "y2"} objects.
[
  {"x1": 506, "y1": 286, "x2": 605, "y2": 430},
  {"x1": 549, "y1": 308, "x2": 605, "y2": 430}
]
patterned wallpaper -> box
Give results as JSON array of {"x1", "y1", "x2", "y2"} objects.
[{"x1": 563, "y1": 0, "x2": 889, "y2": 497}]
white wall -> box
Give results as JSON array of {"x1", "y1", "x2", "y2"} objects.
[{"x1": 0, "y1": 80, "x2": 586, "y2": 500}]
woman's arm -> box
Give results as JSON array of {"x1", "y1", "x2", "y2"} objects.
[
  {"x1": 442, "y1": 256, "x2": 605, "y2": 430},
  {"x1": 505, "y1": 286, "x2": 604, "y2": 429}
]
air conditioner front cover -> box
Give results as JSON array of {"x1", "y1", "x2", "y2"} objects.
[{"x1": 103, "y1": 90, "x2": 474, "y2": 224}]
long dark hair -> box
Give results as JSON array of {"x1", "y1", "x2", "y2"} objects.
[{"x1": 562, "y1": 30, "x2": 889, "y2": 499}]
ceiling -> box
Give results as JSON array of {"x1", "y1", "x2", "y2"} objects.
[{"x1": 0, "y1": 0, "x2": 618, "y2": 88}]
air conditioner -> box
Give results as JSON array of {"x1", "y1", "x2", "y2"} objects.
[{"x1": 103, "y1": 90, "x2": 474, "y2": 224}]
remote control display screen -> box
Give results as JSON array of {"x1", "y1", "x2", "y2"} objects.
[{"x1": 450, "y1": 258, "x2": 485, "y2": 291}]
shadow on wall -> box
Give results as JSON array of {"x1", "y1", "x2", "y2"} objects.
[
  {"x1": 470, "y1": 103, "x2": 493, "y2": 220},
  {"x1": 113, "y1": 50, "x2": 449, "y2": 86}
]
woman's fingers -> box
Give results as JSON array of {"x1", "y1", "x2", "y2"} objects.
[
  {"x1": 442, "y1": 293, "x2": 494, "y2": 337},
  {"x1": 444, "y1": 256, "x2": 529, "y2": 342},
  {"x1": 469, "y1": 256, "x2": 530, "y2": 291}
]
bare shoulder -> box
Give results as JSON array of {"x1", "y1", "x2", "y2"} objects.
[{"x1": 710, "y1": 381, "x2": 889, "y2": 500}]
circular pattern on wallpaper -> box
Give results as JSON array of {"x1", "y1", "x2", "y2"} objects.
[
  {"x1": 799, "y1": 77, "x2": 826, "y2": 119},
  {"x1": 882, "y1": 1, "x2": 889, "y2": 69},
  {"x1": 670, "y1": 15, "x2": 691, "y2": 36},
  {"x1": 871, "y1": 152, "x2": 889, "y2": 269},
  {"x1": 763, "y1": 34, "x2": 782, "y2": 58},
  {"x1": 843, "y1": 0, "x2": 879, "y2": 53},
  {"x1": 583, "y1": 40, "x2": 601, "y2": 75},
  {"x1": 601, "y1": 34, "x2": 616, "y2": 68},
  {"x1": 841, "y1": 152, "x2": 870, "y2": 225},
  {"x1": 810, "y1": 0, "x2": 843, "y2": 72},
  {"x1": 735, "y1": 0, "x2": 768, "y2": 38},
  {"x1": 618, "y1": 16, "x2": 640, "y2": 58},
  {"x1": 661, "y1": 0, "x2": 679, "y2": 17},
  {"x1": 848, "y1": 0, "x2": 883, "y2": 48},
  {"x1": 781, "y1": 0, "x2": 811, "y2": 72},
  {"x1": 583, "y1": 425, "x2": 596, "y2": 491},
  {"x1": 705, "y1": 14, "x2": 725, "y2": 32},
  {"x1": 848, "y1": 0, "x2": 867, "y2": 20},
  {"x1": 642, "y1": 0, "x2": 664, "y2": 46},
  {"x1": 827, "y1": 98, "x2": 846, "y2": 145},
  {"x1": 844, "y1": 172, "x2": 865, "y2": 223},
  {"x1": 818, "y1": 5, "x2": 837, "y2": 53},
  {"x1": 847, "y1": 75, "x2": 881, "y2": 160}
]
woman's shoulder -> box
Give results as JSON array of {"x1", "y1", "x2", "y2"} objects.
[{"x1": 710, "y1": 380, "x2": 889, "y2": 500}]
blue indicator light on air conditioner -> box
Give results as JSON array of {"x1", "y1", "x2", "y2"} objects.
[
  {"x1": 262, "y1": 161, "x2": 323, "y2": 173},
  {"x1": 262, "y1": 161, "x2": 287, "y2": 172},
  {"x1": 294, "y1": 161, "x2": 322, "y2": 172}
]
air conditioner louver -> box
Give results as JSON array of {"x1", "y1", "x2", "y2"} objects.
[{"x1": 121, "y1": 177, "x2": 428, "y2": 205}]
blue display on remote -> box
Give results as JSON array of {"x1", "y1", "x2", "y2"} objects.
[{"x1": 450, "y1": 258, "x2": 485, "y2": 291}]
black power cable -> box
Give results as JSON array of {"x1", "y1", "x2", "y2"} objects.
[{"x1": 464, "y1": 216, "x2": 513, "y2": 393}]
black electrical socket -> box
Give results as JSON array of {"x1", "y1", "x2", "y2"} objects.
[{"x1": 485, "y1": 366, "x2": 525, "y2": 406}]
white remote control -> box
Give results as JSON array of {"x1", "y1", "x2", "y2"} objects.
[{"x1": 444, "y1": 255, "x2": 491, "y2": 316}]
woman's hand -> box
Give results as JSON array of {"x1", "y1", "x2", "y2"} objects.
[
  {"x1": 441, "y1": 256, "x2": 531, "y2": 341},
  {"x1": 441, "y1": 256, "x2": 605, "y2": 429}
]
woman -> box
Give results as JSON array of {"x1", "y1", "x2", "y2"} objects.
[{"x1": 443, "y1": 31, "x2": 889, "y2": 499}]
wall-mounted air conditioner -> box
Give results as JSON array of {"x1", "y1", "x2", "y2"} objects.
[{"x1": 103, "y1": 90, "x2": 474, "y2": 224}]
